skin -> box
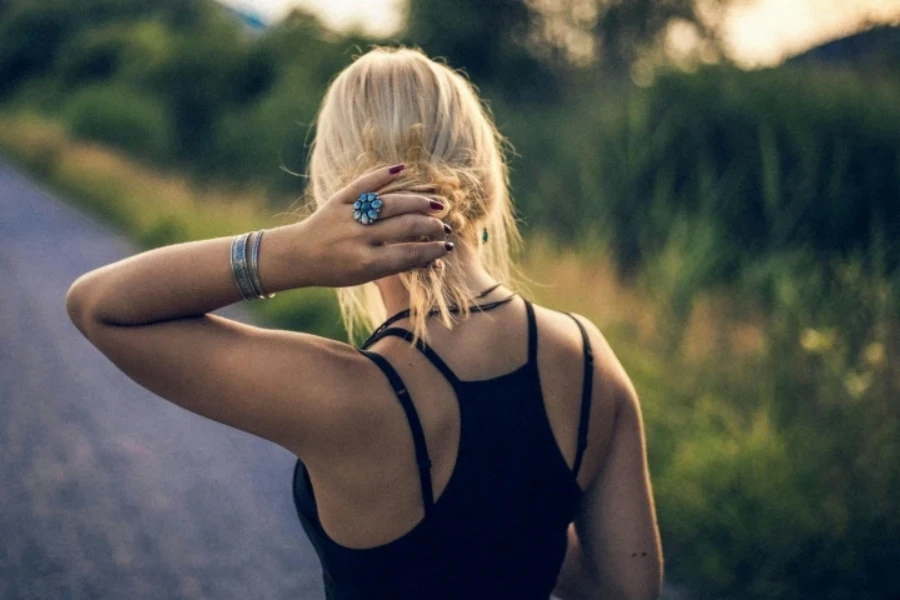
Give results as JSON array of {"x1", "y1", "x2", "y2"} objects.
[
  {"x1": 66, "y1": 163, "x2": 662, "y2": 598},
  {"x1": 65, "y1": 164, "x2": 455, "y2": 458}
]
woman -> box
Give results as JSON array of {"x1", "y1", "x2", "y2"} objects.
[{"x1": 65, "y1": 46, "x2": 662, "y2": 599}]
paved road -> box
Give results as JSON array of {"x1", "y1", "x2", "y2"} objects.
[{"x1": 0, "y1": 160, "x2": 325, "y2": 599}]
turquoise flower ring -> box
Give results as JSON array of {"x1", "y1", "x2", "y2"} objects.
[{"x1": 353, "y1": 191, "x2": 384, "y2": 225}]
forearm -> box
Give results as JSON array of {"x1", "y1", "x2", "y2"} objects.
[
  {"x1": 67, "y1": 222, "x2": 311, "y2": 327},
  {"x1": 66, "y1": 164, "x2": 452, "y2": 328}
]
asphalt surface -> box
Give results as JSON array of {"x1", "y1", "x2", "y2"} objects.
[{"x1": 0, "y1": 159, "x2": 326, "y2": 599}]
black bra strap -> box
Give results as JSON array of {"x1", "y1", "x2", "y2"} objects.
[
  {"x1": 357, "y1": 348, "x2": 435, "y2": 516},
  {"x1": 360, "y1": 288, "x2": 517, "y2": 350},
  {"x1": 366, "y1": 328, "x2": 462, "y2": 389},
  {"x1": 524, "y1": 299, "x2": 538, "y2": 365},
  {"x1": 566, "y1": 313, "x2": 594, "y2": 479}
]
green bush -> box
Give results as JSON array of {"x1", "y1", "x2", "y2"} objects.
[
  {"x1": 211, "y1": 67, "x2": 319, "y2": 192},
  {"x1": 61, "y1": 83, "x2": 172, "y2": 160},
  {"x1": 503, "y1": 66, "x2": 900, "y2": 288}
]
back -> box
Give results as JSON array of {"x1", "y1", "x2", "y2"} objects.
[{"x1": 292, "y1": 289, "x2": 654, "y2": 598}]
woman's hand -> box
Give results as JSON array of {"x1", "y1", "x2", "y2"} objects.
[{"x1": 287, "y1": 164, "x2": 454, "y2": 288}]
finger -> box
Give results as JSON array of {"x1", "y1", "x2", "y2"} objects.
[
  {"x1": 368, "y1": 214, "x2": 450, "y2": 245},
  {"x1": 337, "y1": 164, "x2": 405, "y2": 204},
  {"x1": 375, "y1": 193, "x2": 445, "y2": 219},
  {"x1": 374, "y1": 240, "x2": 454, "y2": 274}
]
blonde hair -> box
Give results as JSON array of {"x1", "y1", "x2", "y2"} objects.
[{"x1": 305, "y1": 45, "x2": 524, "y2": 346}]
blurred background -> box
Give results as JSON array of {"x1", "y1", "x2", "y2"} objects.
[{"x1": 0, "y1": 0, "x2": 898, "y2": 598}]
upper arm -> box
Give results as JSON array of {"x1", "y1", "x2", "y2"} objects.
[
  {"x1": 67, "y1": 301, "x2": 364, "y2": 459},
  {"x1": 569, "y1": 314, "x2": 663, "y2": 599}
]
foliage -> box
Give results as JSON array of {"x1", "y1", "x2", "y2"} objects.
[
  {"x1": 62, "y1": 83, "x2": 173, "y2": 161},
  {"x1": 405, "y1": 0, "x2": 566, "y2": 103},
  {"x1": 501, "y1": 65, "x2": 900, "y2": 287}
]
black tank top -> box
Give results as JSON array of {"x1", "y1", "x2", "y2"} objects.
[{"x1": 292, "y1": 294, "x2": 595, "y2": 599}]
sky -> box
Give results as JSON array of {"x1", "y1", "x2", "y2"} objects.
[
  {"x1": 220, "y1": 0, "x2": 900, "y2": 68},
  {"x1": 720, "y1": 0, "x2": 900, "y2": 67},
  {"x1": 222, "y1": 0, "x2": 405, "y2": 37}
]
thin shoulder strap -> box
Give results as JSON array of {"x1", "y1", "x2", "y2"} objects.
[
  {"x1": 524, "y1": 298, "x2": 538, "y2": 365},
  {"x1": 364, "y1": 327, "x2": 462, "y2": 390},
  {"x1": 565, "y1": 313, "x2": 594, "y2": 479},
  {"x1": 357, "y1": 348, "x2": 435, "y2": 516}
]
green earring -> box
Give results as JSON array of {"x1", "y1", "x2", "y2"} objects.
[{"x1": 482, "y1": 227, "x2": 489, "y2": 243}]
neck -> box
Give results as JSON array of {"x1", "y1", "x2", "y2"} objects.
[{"x1": 374, "y1": 244, "x2": 499, "y2": 317}]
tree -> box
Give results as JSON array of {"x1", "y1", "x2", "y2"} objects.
[
  {"x1": 404, "y1": 0, "x2": 728, "y2": 94},
  {"x1": 588, "y1": 0, "x2": 725, "y2": 76},
  {"x1": 404, "y1": 0, "x2": 569, "y2": 103}
]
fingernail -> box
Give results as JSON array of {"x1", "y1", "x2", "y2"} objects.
[
  {"x1": 442, "y1": 223, "x2": 452, "y2": 234},
  {"x1": 389, "y1": 164, "x2": 405, "y2": 174},
  {"x1": 444, "y1": 241, "x2": 455, "y2": 252},
  {"x1": 429, "y1": 200, "x2": 444, "y2": 211}
]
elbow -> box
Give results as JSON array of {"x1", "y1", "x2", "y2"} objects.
[
  {"x1": 642, "y1": 570, "x2": 663, "y2": 600},
  {"x1": 591, "y1": 561, "x2": 664, "y2": 600},
  {"x1": 632, "y1": 560, "x2": 665, "y2": 600},
  {"x1": 609, "y1": 581, "x2": 664, "y2": 600},
  {"x1": 65, "y1": 276, "x2": 97, "y2": 335},
  {"x1": 555, "y1": 567, "x2": 662, "y2": 600},
  {"x1": 628, "y1": 553, "x2": 663, "y2": 600}
]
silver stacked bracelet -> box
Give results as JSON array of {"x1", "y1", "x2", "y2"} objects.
[{"x1": 230, "y1": 230, "x2": 276, "y2": 301}]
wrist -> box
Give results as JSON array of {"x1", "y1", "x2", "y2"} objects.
[{"x1": 256, "y1": 221, "x2": 317, "y2": 292}]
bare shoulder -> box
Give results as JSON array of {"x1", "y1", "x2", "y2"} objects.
[
  {"x1": 531, "y1": 303, "x2": 637, "y2": 418},
  {"x1": 568, "y1": 311, "x2": 638, "y2": 407},
  {"x1": 530, "y1": 304, "x2": 636, "y2": 488},
  {"x1": 245, "y1": 329, "x2": 379, "y2": 457},
  {"x1": 293, "y1": 332, "x2": 451, "y2": 475},
  {"x1": 222, "y1": 326, "x2": 402, "y2": 466}
]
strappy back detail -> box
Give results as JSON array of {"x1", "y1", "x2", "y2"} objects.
[
  {"x1": 564, "y1": 312, "x2": 594, "y2": 479},
  {"x1": 363, "y1": 327, "x2": 463, "y2": 389},
  {"x1": 292, "y1": 294, "x2": 600, "y2": 599},
  {"x1": 352, "y1": 295, "x2": 540, "y2": 516},
  {"x1": 362, "y1": 294, "x2": 537, "y2": 387},
  {"x1": 359, "y1": 284, "x2": 515, "y2": 350},
  {"x1": 356, "y1": 348, "x2": 436, "y2": 516},
  {"x1": 358, "y1": 298, "x2": 594, "y2": 481},
  {"x1": 524, "y1": 298, "x2": 539, "y2": 364}
]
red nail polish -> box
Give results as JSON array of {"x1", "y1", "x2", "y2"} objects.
[
  {"x1": 430, "y1": 200, "x2": 444, "y2": 210},
  {"x1": 443, "y1": 223, "x2": 452, "y2": 234},
  {"x1": 445, "y1": 241, "x2": 455, "y2": 252},
  {"x1": 389, "y1": 164, "x2": 405, "y2": 174}
]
